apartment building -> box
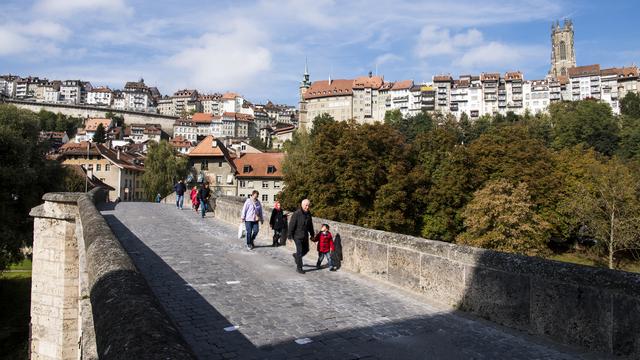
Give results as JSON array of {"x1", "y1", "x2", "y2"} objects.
[
  {"x1": 187, "y1": 135, "x2": 237, "y2": 196},
  {"x1": 234, "y1": 152, "x2": 285, "y2": 205},
  {"x1": 87, "y1": 87, "x2": 113, "y2": 106}
]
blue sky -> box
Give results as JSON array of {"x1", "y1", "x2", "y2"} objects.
[{"x1": 1, "y1": 0, "x2": 638, "y2": 105}]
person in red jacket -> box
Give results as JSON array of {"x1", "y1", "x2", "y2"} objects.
[{"x1": 313, "y1": 224, "x2": 336, "y2": 271}]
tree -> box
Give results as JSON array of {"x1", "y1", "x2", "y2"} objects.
[
  {"x1": 617, "y1": 115, "x2": 640, "y2": 160},
  {"x1": 248, "y1": 137, "x2": 269, "y2": 151},
  {"x1": 620, "y1": 92, "x2": 640, "y2": 118},
  {"x1": 309, "y1": 113, "x2": 336, "y2": 138},
  {"x1": 559, "y1": 157, "x2": 640, "y2": 269},
  {"x1": 0, "y1": 105, "x2": 65, "y2": 270},
  {"x1": 92, "y1": 123, "x2": 107, "y2": 143},
  {"x1": 549, "y1": 100, "x2": 619, "y2": 156},
  {"x1": 457, "y1": 179, "x2": 551, "y2": 256},
  {"x1": 141, "y1": 140, "x2": 188, "y2": 200},
  {"x1": 384, "y1": 110, "x2": 433, "y2": 142}
]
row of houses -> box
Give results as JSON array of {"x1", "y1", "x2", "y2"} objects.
[
  {"x1": 55, "y1": 134, "x2": 285, "y2": 205},
  {"x1": 298, "y1": 65, "x2": 639, "y2": 128}
]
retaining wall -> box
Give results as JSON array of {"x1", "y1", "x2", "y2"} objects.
[{"x1": 214, "y1": 195, "x2": 640, "y2": 357}]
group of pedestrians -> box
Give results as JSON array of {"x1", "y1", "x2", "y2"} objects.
[
  {"x1": 241, "y1": 195, "x2": 339, "y2": 275},
  {"x1": 173, "y1": 179, "x2": 211, "y2": 218}
]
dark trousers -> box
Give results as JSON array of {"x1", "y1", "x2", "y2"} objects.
[{"x1": 293, "y1": 238, "x2": 309, "y2": 268}]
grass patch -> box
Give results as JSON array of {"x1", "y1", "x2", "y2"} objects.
[
  {"x1": 8, "y1": 259, "x2": 32, "y2": 271},
  {"x1": 550, "y1": 252, "x2": 640, "y2": 273},
  {"x1": 1, "y1": 265, "x2": 32, "y2": 360}
]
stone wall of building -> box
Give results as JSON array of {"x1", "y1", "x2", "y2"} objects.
[{"x1": 214, "y1": 195, "x2": 640, "y2": 357}]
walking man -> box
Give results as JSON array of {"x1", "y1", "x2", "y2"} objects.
[
  {"x1": 241, "y1": 190, "x2": 264, "y2": 250},
  {"x1": 288, "y1": 199, "x2": 314, "y2": 274},
  {"x1": 198, "y1": 183, "x2": 211, "y2": 218},
  {"x1": 174, "y1": 179, "x2": 187, "y2": 210}
]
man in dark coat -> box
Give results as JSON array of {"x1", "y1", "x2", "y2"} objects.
[
  {"x1": 288, "y1": 199, "x2": 314, "y2": 274},
  {"x1": 174, "y1": 179, "x2": 187, "y2": 209}
]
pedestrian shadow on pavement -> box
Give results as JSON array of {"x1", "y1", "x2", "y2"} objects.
[{"x1": 101, "y1": 214, "x2": 602, "y2": 360}]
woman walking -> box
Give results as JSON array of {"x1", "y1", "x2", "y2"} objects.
[{"x1": 241, "y1": 190, "x2": 263, "y2": 250}]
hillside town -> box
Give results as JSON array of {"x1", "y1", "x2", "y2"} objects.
[{"x1": 3, "y1": 18, "x2": 640, "y2": 206}]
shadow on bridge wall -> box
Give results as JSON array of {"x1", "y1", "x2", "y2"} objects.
[{"x1": 102, "y1": 213, "x2": 623, "y2": 359}]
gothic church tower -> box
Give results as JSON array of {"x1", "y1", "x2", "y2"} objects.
[{"x1": 549, "y1": 19, "x2": 576, "y2": 78}]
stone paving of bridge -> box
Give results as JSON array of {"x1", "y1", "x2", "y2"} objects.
[{"x1": 101, "y1": 203, "x2": 600, "y2": 360}]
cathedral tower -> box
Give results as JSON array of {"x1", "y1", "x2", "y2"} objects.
[{"x1": 549, "y1": 19, "x2": 576, "y2": 78}]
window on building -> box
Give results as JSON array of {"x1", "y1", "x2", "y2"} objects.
[
  {"x1": 274, "y1": 181, "x2": 281, "y2": 189},
  {"x1": 262, "y1": 181, "x2": 269, "y2": 189},
  {"x1": 273, "y1": 195, "x2": 278, "y2": 202},
  {"x1": 559, "y1": 41, "x2": 567, "y2": 60},
  {"x1": 243, "y1": 165, "x2": 251, "y2": 173},
  {"x1": 216, "y1": 175, "x2": 222, "y2": 184},
  {"x1": 267, "y1": 165, "x2": 276, "y2": 174},
  {"x1": 96, "y1": 164, "x2": 101, "y2": 171},
  {"x1": 218, "y1": 161, "x2": 223, "y2": 167},
  {"x1": 239, "y1": 180, "x2": 246, "y2": 188},
  {"x1": 201, "y1": 160, "x2": 208, "y2": 170},
  {"x1": 262, "y1": 194, "x2": 268, "y2": 202}
]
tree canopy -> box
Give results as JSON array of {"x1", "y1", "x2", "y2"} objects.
[
  {"x1": 0, "y1": 105, "x2": 66, "y2": 270},
  {"x1": 281, "y1": 101, "x2": 640, "y2": 270},
  {"x1": 141, "y1": 140, "x2": 188, "y2": 200}
]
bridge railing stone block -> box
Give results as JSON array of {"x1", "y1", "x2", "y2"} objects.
[
  {"x1": 213, "y1": 195, "x2": 640, "y2": 357},
  {"x1": 31, "y1": 189, "x2": 196, "y2": 360}
]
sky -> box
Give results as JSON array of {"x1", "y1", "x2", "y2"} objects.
[{"x1": 1, "y1": 0, "x2": 638, "y2": 105}]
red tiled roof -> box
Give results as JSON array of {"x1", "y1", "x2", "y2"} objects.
[
  {"x1": 188, "y1": 135, "x2": 225, "y2": 157},
  {"x1": 233, "y1": 153, "x2": 285, "y2": 179},
  {"x1": 481, "y1": 73, "x2": 500, "y2": 81},
  {"x1": 84, "y1": 118, "x2": 112, "y2": 132},
  {"x1": 353, "y1": 75, "x2": 384, "y2": 89},
  {"x1": 433, "y1": 75, "x2": 453, "y2": 82},
  {"x1": 504, "y1": 71, "x2": 523, "y2": 81},
  {"x1": 191, "y1": 112, "x2": 215, "y2": 123},
  {"x1": 304, "y1": 79, "x2": 353, "y2": 99},
  {"x1": 568, "y1": 64, "x2": 600, "y2": 78},
  {"x1": 600, "y1": 66, "x2": 639, "y2": 78},
  {"x1": 222, "y1": 92, "x2": 240, "y2": 100},
  {"x1": 391, "y1": 79, "x2": 413, "y2": 90}
]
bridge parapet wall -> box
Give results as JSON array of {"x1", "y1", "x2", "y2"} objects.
[
  {"x1": 30, "y1": 190, "x2": 195, "y2": 359},
  {"x1": 214, "y1": 195, "x2": 640, "y2": 357}
]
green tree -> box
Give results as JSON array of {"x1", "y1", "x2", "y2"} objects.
[
  {"x1": 457, "y1": 179, "x2": 551, "y2": 256},
  {"x1": 92, "y1": 123, "x2": 106, "y2": 143},
  {"x1": 141, "y1": 140, "x2": 188, "y2": 200},
  {"x1": 0, "y1": 105, "x2": 65, "y2": 270},
  {"x1": 617, "y1": 115, "x2": 640, "y2": 160},
  {"x1": 280, "y1": 131, "x2": 314, "y2": 210},
  {"x1": 248, "y1": 137, "x2": 269, "y2": 151},
  {"x1": 549, "y1": 100, "x2": 619, "y2": 155},
  {"x1": 620, "y1": 92, "x2": 640, "y2": 118},
  {"x1": 309, "y1": 113, "x2": 336, "y2": 138},
  {"x1": 384, "y1": 110, "x2": 433, "y2": 142},
  {"x1": 559, "y1": 156, "x2": 640, "y2": 269}
]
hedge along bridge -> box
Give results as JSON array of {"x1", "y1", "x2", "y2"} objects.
[{"x1": 29, "y1": 192, "x2": 640, "y2": 359}]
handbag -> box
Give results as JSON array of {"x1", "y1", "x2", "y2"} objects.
[{"x1": 238, "y1": 223, "x2": 246, "y2": 239}]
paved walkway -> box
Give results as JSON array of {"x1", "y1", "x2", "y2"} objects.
[{"x1": 101, "y1": 203, "x2": 601, "y2": 360}]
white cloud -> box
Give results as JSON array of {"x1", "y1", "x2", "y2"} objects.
[
  {"x1": 0, "y1": 28, "x2": 30, "y2": 56},
  {"x1": 375, "y1": 53, "x2": 402, "y2": 66},
  {"x1": 23, "y1": 21, "x2": 71, "y2": 40},
  {"x1": 455, "y1": 42, "x2": 547, "y2": 70},
  {"x1": 165, "y1": 22, "x2": 272, "y2": 91},
  {"x1": 33, "y1": 0, "x2": 133, "y2": 18},
  {"x1": 415, "y1": 26, "x2": 484, "y2": 58}
]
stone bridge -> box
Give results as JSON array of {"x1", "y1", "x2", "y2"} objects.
[{"x1": 29, "y1": 191, "x2": 640, "y2": 359}]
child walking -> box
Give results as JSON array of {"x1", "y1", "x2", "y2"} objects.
[{"x1": 313, "y1": 224, "x2": 336, "y2": 271}]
